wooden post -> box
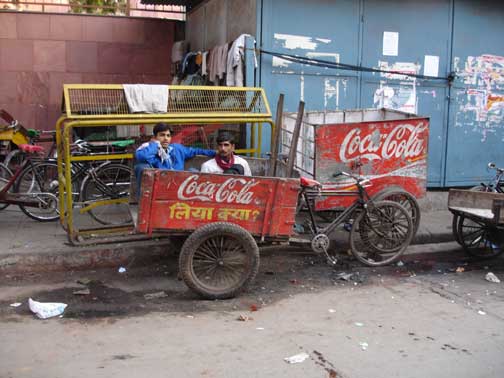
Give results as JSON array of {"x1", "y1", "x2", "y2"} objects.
[
  {"x1": 268, "y1": 94, "x2": 284, "y2": 177},
  {"x1": 286, "y1": 101, "x2": 305, "y2": 178}
]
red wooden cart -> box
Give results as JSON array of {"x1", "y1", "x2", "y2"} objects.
[
  {"x1": 133, "y1": 168, "x2": 414, "y2": 299},
  {"x1": 135, "y1": 170, "x2": 299, "y2": 299}
]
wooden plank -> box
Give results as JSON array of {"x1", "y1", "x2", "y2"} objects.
[
  {"x1": 268, "y1": 93, "x2": 284, "y2": 177},
  {"x1": 286, "y1": 101, "x2": 305, "y2": 178},
  {"x1": 448, "y1": 189, "x2": 504, "y2": 211}
]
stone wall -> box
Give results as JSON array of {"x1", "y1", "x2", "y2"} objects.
[{"x1": 0, "y1": 12, "x2": 176, "y2": 131}]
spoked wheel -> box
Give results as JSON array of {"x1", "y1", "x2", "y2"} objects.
[
  {"x1": 374, "y1": 189, "x2": 421, "y2": 235},
  {"x1": 453, "y1": 185, "x2": 494, "y2": 246},
  {"x1": 350, "y1": 200, "x2": 414, "y2": 267},
  {"x1": 80, "y1": 163, "x2": 132, "y2": 225},
  {"x1": 457, "y1": 214, "x2": 504, "y2": 259},
  {"x1": 179, "y1": 222, "x2": 260, "y2": 299},
  {"x1": 14, "y1": 162, "x2": 60, "y2": 222},
  {"x1": 0, "y1": 163, "x2": 13, "y2": 210}
]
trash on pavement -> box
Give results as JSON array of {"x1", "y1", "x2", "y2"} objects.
[
  {"x1": 397, "y1": 261, "x2": 404, "y2": 267},
  {"x1": 284, "y1": 352, "x2": 309, "y2": 364},
  {"x1": 354, "y1": 322, "x2": 364, "y2": 327},
  {"x1": 73, "y1": 289, "x2": 91, "y2": 296},
  {"x1": 118, "y1": 267, "x2": 127, "y2": 273},
  {"x1": 28, "y1": 298, "x2": 67, "y2": 319},
  {"x1": 478, "y1": 310, "x2": 486, "y2": 315},
  {"x1": 9, "y1": 302, "x2": 22, "y2": 308},
  {"x1": 237, "y1": 314, "x2": 252, "y2": 321},
  {"x1": 256, "y1": 327, "x2": 265, "y2": 330},
  {"x1": 336, "y1": 272, "x2": 354, "y2": 281},
  {"x1": 77, "y1": 278, "x2": 92, "y2": 285},
  {"x1": 328, "y1": 309, "x2": 336, "y2": 313},
  {"x1": 144, "y1": 291, "x2": 168, "y2": 300},
  {"x1": 250, "y1": 304, "x2": 259, "y2": 312},
  {"x1": 359, "y1": 342, "x2": 369, "y2": 351},
  {"x1": 485, "y1": 272, "x2": 501, "y2": 283},
  {"x1": 455, "y1": 267, "x2": 465, "y2": 273}
]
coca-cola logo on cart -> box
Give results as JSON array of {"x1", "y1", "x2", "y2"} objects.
[
  {"x1": 177, "y1": 175, "x2": 258, "y2": 204},
  {"x1": 339, "y1": 123, "x2": 427, "y2": 163}
]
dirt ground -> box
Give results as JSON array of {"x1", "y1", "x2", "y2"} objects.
[
  {"x1": 2, "y1": 243, "x2": 502, "y2": 320},
  {"x1": 2, "y1": 244, "x2": 504, "y2": 378}
]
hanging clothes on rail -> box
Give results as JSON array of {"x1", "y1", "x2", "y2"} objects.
[
  {"x1": 208, "y1": 44, "x2": 229, "y2": 84},
  {"x1": 226, "y1": 34, "x2": 256, "y2": 87}
]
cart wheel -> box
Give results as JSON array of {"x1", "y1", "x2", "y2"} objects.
[
  {"x1": 179, "y1": 222, "x2": 260, "y2": 299},
  {"x1": 374, "y1": 189, "x2": 420, "y2": 235},
  {"x1": 453, "y1": 185, "x2": 495, "y2": 246},
  {"x1": 457, "y1": 215, "x2": 504, "y2": 259},
  {"x1": 350, "y1": 200, "x2": 413, "y2": 267}
]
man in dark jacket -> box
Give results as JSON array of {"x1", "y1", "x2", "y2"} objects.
[{"x1": 134, "y1": 123, "x2": 216, "y2": 191}]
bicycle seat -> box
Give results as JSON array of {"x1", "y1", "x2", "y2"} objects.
[
  {"x1": 300, "y1": 177, "x2": 321, "y2": 188},
  {"x1": 18, "y1": 144, "x2": 44, "y2": 154}
]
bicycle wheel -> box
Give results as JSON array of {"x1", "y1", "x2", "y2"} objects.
[
  {"x1": 14, "y1": 161, "x2": 59, "y2": 221},
  {"x1": 374, "y1": 189, "x2": 421, "y2": 235},
  {"x1": 350, "y1": 200, "x2": 414, "y2": 267},
  {"x1": 0, "y1": 163, "x2": 13, "y2": 210},
  {"x1": 457, "y1": 214, "x2": 504, "y2": 259},
  {"x1": 80, "y1": 163, "x2": 132, "y2": 225}
]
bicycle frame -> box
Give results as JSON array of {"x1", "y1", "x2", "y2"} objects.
[{"x1": 300, "y1": 176, "x2": 371, "y2": 237}]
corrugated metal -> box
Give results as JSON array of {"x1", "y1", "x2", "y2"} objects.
[{"x1": 256, "y1": 0, "x2": 504, "y2": 187}]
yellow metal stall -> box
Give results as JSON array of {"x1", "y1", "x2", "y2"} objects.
[{"x1": 56, "y1": 84, "x2": 274, "y2": 244}]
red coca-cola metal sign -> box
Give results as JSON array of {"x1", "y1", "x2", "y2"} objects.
[
  {"x1": 315, "y1": 117, "x2": 429, "y2": 210},
  {"x1": 137, "y1": 170, "x2": 299, "y2": 237}
]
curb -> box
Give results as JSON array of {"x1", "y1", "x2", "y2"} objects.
[
  {"x1": 0, "y1": 232, "x2": 455, "y2": 274},
  {"x1": 0, "y1": 239, "x2": 175, "y2": 273}
]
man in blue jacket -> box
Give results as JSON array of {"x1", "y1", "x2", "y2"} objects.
[{"x1": 134, "y1": 123, "x2": 216, "y2": 191}]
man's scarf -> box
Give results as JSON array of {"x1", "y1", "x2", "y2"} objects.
[{"x1": 215, "y1": 153, "x2": 234, "y2": 170}]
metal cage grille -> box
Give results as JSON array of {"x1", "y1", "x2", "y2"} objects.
[{"x1": 63, "y1": 85, "x2": 271, "y2": 118}]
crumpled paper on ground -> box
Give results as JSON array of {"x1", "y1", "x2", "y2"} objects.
[
  {"x1": 284, "y1": 352, "x2": 309, "y2": 364},
  {"x1": 28, "y1": 298, "x2": 67, "y2": 319}
]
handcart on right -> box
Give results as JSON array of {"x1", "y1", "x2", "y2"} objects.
[{"x1": 449, "y1": 189, "x2": 504, "y2": 259}]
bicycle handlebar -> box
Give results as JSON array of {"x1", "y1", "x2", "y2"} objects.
[{"x1": 488, "y1": 162, "x2": 503, "y2": 174}]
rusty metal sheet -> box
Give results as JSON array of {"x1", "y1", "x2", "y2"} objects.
[
  {"x1": 314, "y1": 117, "x2": 429, "y2": 210},
  {"x1": 137, "y1": 170, "x2": 299, "y2": 238}
]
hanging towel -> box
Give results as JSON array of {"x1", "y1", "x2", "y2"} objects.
[{"x1": 123, "y1": 84, "x2": 169, "y2": 113}]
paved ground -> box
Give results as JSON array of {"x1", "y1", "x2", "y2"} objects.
[{"x1": 1, "y1": 243, "x2": 504, "y2": 378}]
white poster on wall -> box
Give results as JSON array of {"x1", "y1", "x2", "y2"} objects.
[
  {"x1": 424, "y1": 55, "x2": 440, "y2": 77},
  {"x1": 383, "y1": 32, "x2": 399, "y2": 56}
]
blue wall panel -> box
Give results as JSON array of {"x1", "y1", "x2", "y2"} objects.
[
  {"x1": 446, "y1": 0, "x2": 504, "y2": 186},
  {"x1": 257, "y1": 0, "x2": 504, "y2": 187}
]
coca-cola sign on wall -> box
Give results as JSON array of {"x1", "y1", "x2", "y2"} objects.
[
  {"x1": 177, "y1": 175, "x2": 258, "y2": 204},
  {"x1": 339, "y1": 122, "x2": 427, "y2": 163}
]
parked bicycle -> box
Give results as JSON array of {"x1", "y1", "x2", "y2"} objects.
[
  {"x1": 299, "y1": 171, "x2": 414, "y2": 267},
  {"x1": 0, "y1": 144, "x2": 59, "y2": 221}
]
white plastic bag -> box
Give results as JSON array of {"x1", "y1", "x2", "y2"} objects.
[{"x1": 28, "y1": 298, "x2": 67, "y2": 319}]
